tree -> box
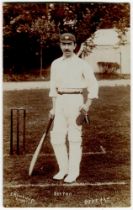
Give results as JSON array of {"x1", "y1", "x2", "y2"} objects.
[
  {"x1": 3, "y1": 3, "x2": 56, "y2": 75},
  {"x1": 48, "y1": 3, "x2": 130, "y2": 56},
  {"x1": 3, "y1": 2, "x2": 130, "y2": 74},
  {"x1": 30, "y1": 17, "x2": 59, "y2": 77}
]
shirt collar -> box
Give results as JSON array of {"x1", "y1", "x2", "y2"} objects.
[{"x1": 61, "y1": 53, "x2": 76, "y2": 61}]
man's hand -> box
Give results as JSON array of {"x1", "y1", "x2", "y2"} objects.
[
  {"x1": 49, "y1": 108, "x2": 55, "y2": 119},
  {"x1": 49, "y1": 97, "x2": 56, "y2": 119},
  {"x1": 77, "y1": 99, "x2": 92, "y2": 125},
  {"x1": 79, "y1": 98, "x2": 93, "y2": 114},
  {"x1": 79, "y1": 104, "x2": 89, "y2": 114}
]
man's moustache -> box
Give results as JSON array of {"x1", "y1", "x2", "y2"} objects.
[{"x1": 64, "y1": 50, "x2": 70, "y2": 52}]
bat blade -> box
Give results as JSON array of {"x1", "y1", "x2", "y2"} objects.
[
  {"x1": 28, "y1": 132, "x2": 46, "y2": 176},
  {"x1": 28, "y1": 117, "x2": 54, "y2": 176}
]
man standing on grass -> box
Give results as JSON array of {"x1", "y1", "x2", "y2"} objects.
[{"x1": 49, "y1": 32, "x2": 98, "y2": 183}]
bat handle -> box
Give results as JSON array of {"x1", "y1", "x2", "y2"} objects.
[{"x1": 45, "y1": 117, "x2": 54, "y2": 134}]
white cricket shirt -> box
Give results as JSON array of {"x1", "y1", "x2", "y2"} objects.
[{"x1": 49, "y1": 54, "x2": 99, "y2": 99}]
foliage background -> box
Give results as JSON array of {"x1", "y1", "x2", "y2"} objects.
[{"x1": 3, "y1": 2, "x2": 130, "y2": 75}]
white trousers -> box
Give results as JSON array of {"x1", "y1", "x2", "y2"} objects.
[
  {"x1": 51, "y1": 94, "x2": 83, "y2": 144},
  {"x1": 50, "y1": 94, "x2": 83, "y2": 178}
]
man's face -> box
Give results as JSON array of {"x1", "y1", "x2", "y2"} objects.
[{"x1": 60, "y1": 41, "x2": 76, "y2": 57}]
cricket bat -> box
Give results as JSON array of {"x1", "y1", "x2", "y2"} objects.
[{"x1": 28, "y1": 117, "x2": 54, "y2": 176}]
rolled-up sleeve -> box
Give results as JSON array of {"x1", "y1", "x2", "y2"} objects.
[
  {"x1": 83, "y1": 63, "x2": 99, "y2": 99},
  {"x1": 49, "y1": 62, "x2": 57, "y2": 97}
]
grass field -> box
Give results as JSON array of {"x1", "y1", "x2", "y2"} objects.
[{"x1": 3, "y1": 86, "x2": 130, "y2": 207}]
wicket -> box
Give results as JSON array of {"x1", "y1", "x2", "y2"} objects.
[{"x1": 10, "y1": 108, "x2": 26, "y2": 155}]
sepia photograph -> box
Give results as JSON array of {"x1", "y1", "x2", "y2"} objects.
[{"x1": 3, "y1": 0, "x2": 131, "y2": 207}]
